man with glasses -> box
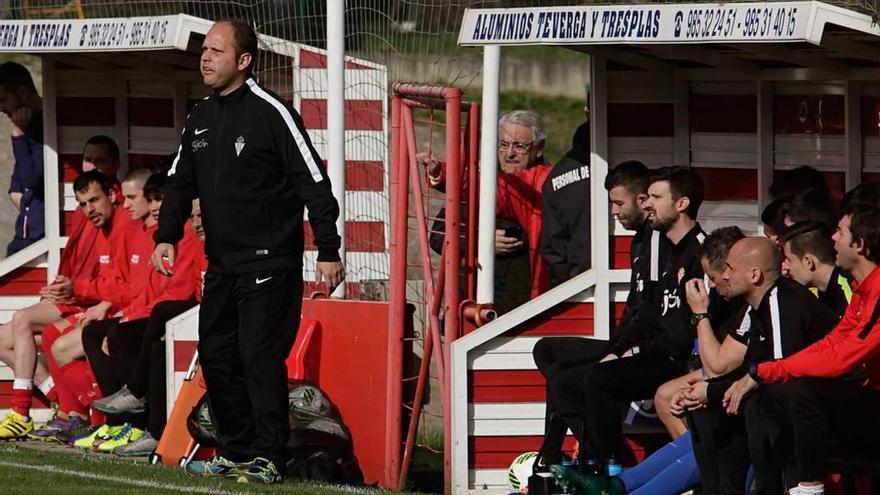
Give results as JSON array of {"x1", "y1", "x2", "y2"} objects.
[{"x1": 421, "y1": 110, "x2": 553, "y2": 304}]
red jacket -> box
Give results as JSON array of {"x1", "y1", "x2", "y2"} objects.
[
  {"x1": 73, "y1": 207, "x2": 134, "y2": 312},
  {"x1": 59, "y1": 181, "x2": 123, "y2": 282},
  {"x1": 428, "y1": 163, "x2": 553, "y2": 296},
  {"x1": 122, "y1": 223, "x2": 201, "y2": 320},
  {"x1": 59, "y1": 209, "x2": 98, "y2": 283},
  {"x1": 758, "y1": 265, "x2": 880, "y2": 388}
]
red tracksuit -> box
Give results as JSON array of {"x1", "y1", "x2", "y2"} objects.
[
  {"x1": 72, "y1": 207, "x2": 134, "y2": 313},
  {"x1": 758, "y1": 266, "x2": 880, "y2": 386},
  {"x1": 121, "y1": 223, "x2": 201, "y2": 320},
  {"x1": 54, "y1": 210, "x2": 98, "y2": 316}
]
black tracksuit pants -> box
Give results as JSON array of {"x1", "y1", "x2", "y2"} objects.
[
  {"x1": 553, "y1": 351, "x2": 685, "y2": 463},
  {"x1": 532, "y1": 337, "x2": 609, "y2": 464},
  {"x1": 126, "y1": 300, "x2": 198, "y2": 398},
  {"x1": 82, "y1": 318, "x2": 148, "y2": 428},
  {"x1": 688, "y1": 406, "x2": 751, "y2": 495},
  {"x1": 745, "y1": 378, "x2": 880, "y2": 495},
  {"x1": 198, "y1": 267, "x2": 303, "y2": 468}
]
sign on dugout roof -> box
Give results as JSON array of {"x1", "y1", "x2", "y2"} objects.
[
  {"x1": 0, "y1": 16, "x2": 179, "y2": 51},
  {"x1": 458, "y1": 2, "x2": 816, "y2": 45}
]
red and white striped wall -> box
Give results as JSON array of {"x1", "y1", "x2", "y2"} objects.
[{"x1": 295, "y1": 47, "x2": 390, "y2": 292}]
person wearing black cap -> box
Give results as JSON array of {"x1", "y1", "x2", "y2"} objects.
[{"x1": 541, "y1": 121, "x2": 591, "y2": 286}]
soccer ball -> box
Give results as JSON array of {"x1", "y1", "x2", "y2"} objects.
[
  {"x1": 507, "y1": 451, "x2": 538, "y2": 493},
  {"x1": 186, "y1": 395, "x2": 217, "y2": 447},
  {"x1": 288, "y1": 382, "x2": 334, "y2": 424}
]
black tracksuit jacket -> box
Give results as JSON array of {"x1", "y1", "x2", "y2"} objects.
[
  {"x1": 541, "y1": 154, "x2": 591, "y2": 286},
  {"x1": 156, "y1": 78, "x2": 341, "y2": 274},
  {"x1": 705, "y1": 277, "x2": 839, "y2": 407},
  {"x1": 607, "y1": 221, "x2": 668, "y2": 354},
  {"x1": 608, "y1": 223, "x2": 706, "y2": 361}
]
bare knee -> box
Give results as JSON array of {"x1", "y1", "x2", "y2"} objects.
[
  {"x1": 10, "y1": 310, "x2": 33, "y2": 334},
  {"x1": 51, "y1": 334, "x2": 82, "y2": 366},
  {"x1": 0, "y1": 323, "x2": 13, "y2": 349},
  {"x1": 654, "y1": 380, "x2": 680, "y2": 406}
]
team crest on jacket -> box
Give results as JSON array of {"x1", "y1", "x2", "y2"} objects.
[{"x1": 235, "y1": 135, "x2": 246, "y2": 156}]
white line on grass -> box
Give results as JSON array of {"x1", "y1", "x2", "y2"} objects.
[
  {"x1": 0, "y1": 460, "x2": 382, "y2": 495},
  {"x1": 0, "y1": 460, "x2": 243, "y2": 495}
]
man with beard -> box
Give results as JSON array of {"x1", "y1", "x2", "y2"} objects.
[
  {"x1": 532, "y1": 161, "x2": 666, "y2": 465},
  {"x1": 728, "y1": 203, "x2": 880, "y2": 495},
  {"x1": 674, "y1": 238, "x2": 837, "y2": 495},
  {"x1": 551, "y1": 167, "x2": 707, "y2": 487}
]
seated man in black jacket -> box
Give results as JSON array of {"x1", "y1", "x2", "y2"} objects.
[
  {"x1": 550, "y1": 166, "x2": 706, "y2": 475},
  {"x1": 532, "y1": 161, "x2": 662, "y2": 465},
  {"x1": 672, "y1": 237, "x2": 838, "y2": 495},
  {"x1": 780, "y1": 221, "x2": 853, "y2": 318}
]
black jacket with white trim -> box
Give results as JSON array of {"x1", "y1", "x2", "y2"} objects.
[
  {"x1": 705, "y1": 277, "x2": 838, "y2": 408},
  {"x1": 156, "y1": 79, "x2": 341, "y2": 274}
]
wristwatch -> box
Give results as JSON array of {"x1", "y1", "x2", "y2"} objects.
[
  {"x1": 690, "y1": 312, "x2": 710, "y2": 326},
  {"x1": 748, "y1": 362, "x2": 762, "y2": 383}
]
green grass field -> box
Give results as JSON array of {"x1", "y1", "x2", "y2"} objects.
[{"x1": 0, "y1": 443, "x2": 413, "y2": 495}]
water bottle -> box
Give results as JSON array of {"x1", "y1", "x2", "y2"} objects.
[{"x1": 606, "y1": 456, "x2": 623, "y2": 477}]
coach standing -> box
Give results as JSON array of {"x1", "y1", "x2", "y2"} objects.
[{"x1": 152, "y1": 20, "x2": 344, "y2": 484}]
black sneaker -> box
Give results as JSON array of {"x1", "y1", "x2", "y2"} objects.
[{"x1": 236, "y1": 457, "x2": 282, "y2": 484}]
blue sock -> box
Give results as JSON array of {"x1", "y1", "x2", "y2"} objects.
[
  {"x1": 628, "y1": 451, "x2": 700, "y2": 495},
  {"x1": 620, "y1": 431, "x2": 694, "y2": 492}
]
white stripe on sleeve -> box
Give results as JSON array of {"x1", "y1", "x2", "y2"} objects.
[
  {"x1": 769, "y1": 287, "x2": 783, "y2": 359},
  {"x1": 167, "y1": 144, "x2": 182, "y2": 176},
  {"x1": 246, "y1": 78, "x2": 324, "y2": 183},
  {"x1": 650, "y1": 230, "x2": 660, "y2": 282}
]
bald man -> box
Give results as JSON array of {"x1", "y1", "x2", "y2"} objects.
[{"x1": 673, "y1": 237, "x2": 839, "y2": 495}]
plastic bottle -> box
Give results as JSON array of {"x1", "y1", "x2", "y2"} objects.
[{"x1": 606, "y1": 456, "x2": 623, "y2": 477}]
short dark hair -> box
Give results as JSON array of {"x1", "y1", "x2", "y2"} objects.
[
  {"x1": 849, "y1": 204, "x2": 880, "y2": 264},
  {"x1": 604, "y1": 161, "x2": 649, "y2": 193},
  {"x1": 217, "y1": 19, "x2": 258, "y2": 75},
  {"x1": 840, "y1": 182, "x2": 880, "y2": 216},
  {"x1": 83, "y1": 135, "x2": 120, "y2": 161},
  {"x1": 769, "y1": 165, "x2": 830, "y2": 203},
  {"x1": 780, "y1": 221, "x2": 836, "y2": 264},
  {"x1": 143, "y1": 173, "x2": 166, "y2": 201},
  {"x1": 699, "y1": 226, "x2": 746, "y2": 271},
  {"x1": 780, "y1": 189, "x2": 837, "y2": 230},
  {"x1": 0, "y1": 62, "x2": 37, "y2": 93},
  {"x1": 761, "y1": 198, "x2": 787, "y2": 236},
  {"x1": 73, "y1": 170, "x2": 113, "y2": 196},
  {"x1": 648, "y1": 166, "x2": 705, "y2": 219}
]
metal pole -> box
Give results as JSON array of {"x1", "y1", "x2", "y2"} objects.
[
  {"x1": 443, "y1": 87, "x2": 462, "y2": 494},
  {"x1": 476, "y1": 45, "x2": 500, "y2": 304},
  {"x1": 385, "y1": 94, "x2": 406, "y2": 489},
  {"x1": 327, "y1": 0, "x2": 346, "y2": 297}
]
